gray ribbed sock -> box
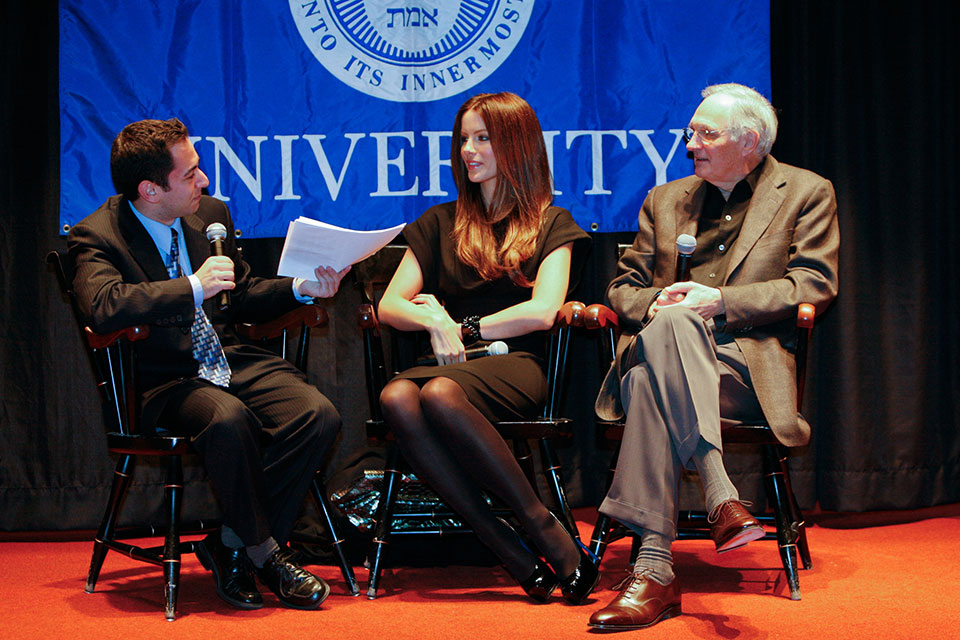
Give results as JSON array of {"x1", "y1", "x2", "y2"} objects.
[
  {"x1": 633, "y1": 529, "x2": 675, "y2": 586},
  {"x1": 692, "y1": 437, "x2": 739, "y2": 512},
  {"x1": 245, "y1": 537, "x2": 280, "y2": 568}
]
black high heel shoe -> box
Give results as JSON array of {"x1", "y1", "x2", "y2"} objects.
[
  {"x1": 517, "y1": 558, "x2": 560, "y2": 603},
  {"x1": 497, "y1": 517, "x2": 559, "y2": 603},
  {"x1": 550, "y1": 514, "x2": 601, "y2": 605},
  {"x1": 559, "y1": 538, "x2": 601, "y2": 604}
]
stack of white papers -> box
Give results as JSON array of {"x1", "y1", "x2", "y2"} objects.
[{"x1": 277, "y1": 217, "x2": 405, "y2": 278}]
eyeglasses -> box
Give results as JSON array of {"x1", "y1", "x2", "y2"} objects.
[{"x1": 682, "y1": 127, "x2": 740, "y2": 143}]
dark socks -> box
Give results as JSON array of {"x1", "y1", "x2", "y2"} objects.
[
  {"x1": 222, "y1": 525, "x2": 279, "y2": 568},
  {"x1": 246, "y1": 537, "x2": 280, "y2": 568}
]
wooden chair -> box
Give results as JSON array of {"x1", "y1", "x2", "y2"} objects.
[
  {"x1": 46, "y1": 250, "x2": 358, "y2": 620},
  {"x1": 584, "y1": 261, "x2": 815, "y2": 600},
  {"x1": 351, "y1": 245, "x2": 585, "y2": 599}
]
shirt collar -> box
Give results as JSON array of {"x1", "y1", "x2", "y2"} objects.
[
  {"x1": 129, "y1": 201, "x2": 185, "y2": 255},
  {"x1": 705, "y1": 157, "x2": 765, "y2": 202},
  {"x1": 743, "y1": 156, "x2": 766, "y2": 192}
]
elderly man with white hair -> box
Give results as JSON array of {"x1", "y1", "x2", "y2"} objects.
[{"x1": 589, "y1": 83, "x2": 839, "y2": 630}]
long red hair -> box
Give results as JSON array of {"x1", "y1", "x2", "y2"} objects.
[{"x1": 450, "y1": 92, "x2": 553, "y2": 285}]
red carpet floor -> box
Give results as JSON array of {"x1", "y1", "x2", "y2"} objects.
[{"x1": 1, "y1": 505, "x2": 958, "y2": 639}]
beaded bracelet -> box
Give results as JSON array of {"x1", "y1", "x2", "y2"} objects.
[{"x1": 460, "y1": 315, "x2": 481, "y2": 346}]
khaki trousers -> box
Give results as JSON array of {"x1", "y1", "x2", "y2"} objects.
[{"x1": 598, "y1": 306, "x2": 763, "y2": 538}]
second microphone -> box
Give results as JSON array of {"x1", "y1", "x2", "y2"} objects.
[{"x1": 416, "y1": 340, "x2": 509, "y2": 366}]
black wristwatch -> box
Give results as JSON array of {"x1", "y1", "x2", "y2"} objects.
[{"x1": 461, "y1": 315, "x2": 482, "y2": 346}]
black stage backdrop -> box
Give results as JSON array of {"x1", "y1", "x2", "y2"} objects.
[{"x1": 2, "y1": 2, "x2": 958, "y2": 532}]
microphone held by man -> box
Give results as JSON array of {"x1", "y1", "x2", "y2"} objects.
[
  {"x1": 674, "y1": 233, "x2": 697, "y2": 283},
  {"x1": 416, "y1": 340, "x2": 509, "y2": 366},
  {"x1": 650, "y1": 234, "x2": 699, "y2": 320},
  {"x1": 205, "y1": 222, "x2": 231, "y2": 311}
]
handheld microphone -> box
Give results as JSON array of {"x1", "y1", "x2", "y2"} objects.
[
  {"x1": 675, "y1": 233, "x2": 697, "y2": 283},
  {"x1": 416, "y1": 340, "x2": 509, "y2": 366},
  {"x1": 205, "y1": 222, "x2": 231, "y2": 311}
]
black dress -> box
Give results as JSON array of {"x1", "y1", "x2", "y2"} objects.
[{"x1": 392, "y1": 202, "x2": 590, "y2": 422}]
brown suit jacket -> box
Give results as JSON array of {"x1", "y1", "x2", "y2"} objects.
[
  {"x1": 67, "y1": 194, "x2": 302, "y2": 394},
  {"x1": 595, "y1": 156, "x2": 839, "y2": 447}
]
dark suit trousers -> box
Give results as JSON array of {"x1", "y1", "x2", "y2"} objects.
[
  {"x1": 599, "y1": 306, "x2": 763, "y2": 539},
  {"x1": 145, "y1": 345, "x2": 340, "y2": 547}
]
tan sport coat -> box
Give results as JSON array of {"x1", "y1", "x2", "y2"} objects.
[{"x1": 595, "y1": 156, "x2": 839, "y2": 447}]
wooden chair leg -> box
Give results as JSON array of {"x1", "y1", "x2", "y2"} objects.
[
  {"x1": 762, "y1": 445, "x2": 802, "y2": 600},
  {"x1": 366, "y1": 444, "x2": 402, "y2": 599},
  {"x1": 629, "y1": 533, "x2": 642, "y2": 565},
  {"x1": 310, "y1": 475, "x2": 361, "y2": 596},
  {"x1": 795, "y1": 521, "x2": 812, "y2": 571},
  {"x1": 590, "y1": 512, "x2": 616, "y2": 563},
  {"x1": 86, "y1": 454, "x2": 135, "y2": 593},
  {"x1": 512, "y1": 438, "x2": 538, "y2": 494},
  {"x1": 538, "y1": 437, "x2": 580, "y2": 542},
  {"x1": 590, "y1": 441, "x2": 625, "y2": 563},
  {"x1": 162, "y1": 455, "x2": 183, "y2": 621},
  {"x1": 778, "y1": 447, "x2": 813, "y2": 570}
]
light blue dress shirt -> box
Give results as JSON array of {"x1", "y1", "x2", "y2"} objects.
[{"x1": 129, "y1": 203, "x2": 312, "y2": 304}]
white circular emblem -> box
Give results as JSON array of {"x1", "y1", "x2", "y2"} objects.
[{"x1": 289, "y1": 0, "x2": 534, "y2": 102}]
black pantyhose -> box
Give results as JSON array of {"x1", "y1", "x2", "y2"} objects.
[{"x1": 379, "y1": 376, "x2": 580, "y2": 580}]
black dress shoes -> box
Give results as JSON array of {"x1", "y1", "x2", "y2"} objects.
[
  {"x1": 256, "y1": 547, "x2": 330, "y2": 610},
  {"x1": 559, "y1": 540, "x2": 601, "y2": 605},
  {"x1": 517, "y1": 558, "x2": 560, "y2": 603},
  {"x1": 195, "y1": 533, "x2": 263, "y2": 609},
  {"x1": 545, "y1": 513, "x2": 600, "y2": 605},
  {"x1": 497, "y1": 517, "x2": 559, "y2": 603}
]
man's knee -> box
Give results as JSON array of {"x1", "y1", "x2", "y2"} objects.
[
  {"x1": 639, "y1": 306, "x2": 710, "y2": 357},
  {"x1": 298, "y1": 386, "x2": 341, "y2": 447},
  {"x1": 649, "y1": 305, "x2": 703, "y2": 332},
  {"x1": 193, "y1": 399, "x2": 261, "y2": 452}
]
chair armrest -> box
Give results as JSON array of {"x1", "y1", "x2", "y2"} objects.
[
  {"x1": 582, "y1": 301, "x2": 813, "y2": 340},
  {"x1": 357, "y1": 303, "x2": 380, "y2": 334},
  {"x1": 84, "y1": 325, "x2": 150, "y2": 349},
  {"x1": 236, "y1": 305, "x2": 329, "y2": 341},
  {"x1": 583, "y1": 304, "x2": 620, "y2": 374},
  {"x1": 583, "y1": 303, "x2": 619, "y2": 331},
  {"x1": 554, "y1": 300, "x2": 585, "y2": 330},
  {"x1": 797, "y1": 303, "x2": 815, "y2": 328}
]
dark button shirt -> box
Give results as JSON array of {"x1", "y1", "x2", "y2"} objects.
[{"x1": 689, "y1": 161, "x2": 763, "y2": 286}]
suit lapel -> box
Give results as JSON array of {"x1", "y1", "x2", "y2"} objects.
[
  {"x1": 117, "y1": 200, "x2": 171, "y2": 282},
  {"x1": 676, "y1": 181, "x2": 706, "y2": 244},
  {"x1": 723, "y1": 157, "x2": 785, "y2": 283},
  {"x1": 182, "y1": 214, "x2": 210, "y2": 271}
]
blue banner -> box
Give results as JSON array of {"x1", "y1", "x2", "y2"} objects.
[{"x1": 59, "y1": 1, "x2": 770, "y2": 235}]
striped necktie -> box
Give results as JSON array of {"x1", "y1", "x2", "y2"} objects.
[{"x1": 167, "y1": 228, "x2": 231, "y2": 387}]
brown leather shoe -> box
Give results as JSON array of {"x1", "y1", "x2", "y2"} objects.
[
  {"x1": 709, "y1": 499, "x2": 764, "y2": 553},
  {"x1": 588, "y1": 572, "x2": 681, "y2": 630}
]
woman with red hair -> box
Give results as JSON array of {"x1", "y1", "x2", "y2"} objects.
[{"x1": 378, "y1": 92, "x2": 597, "y2": 603}]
